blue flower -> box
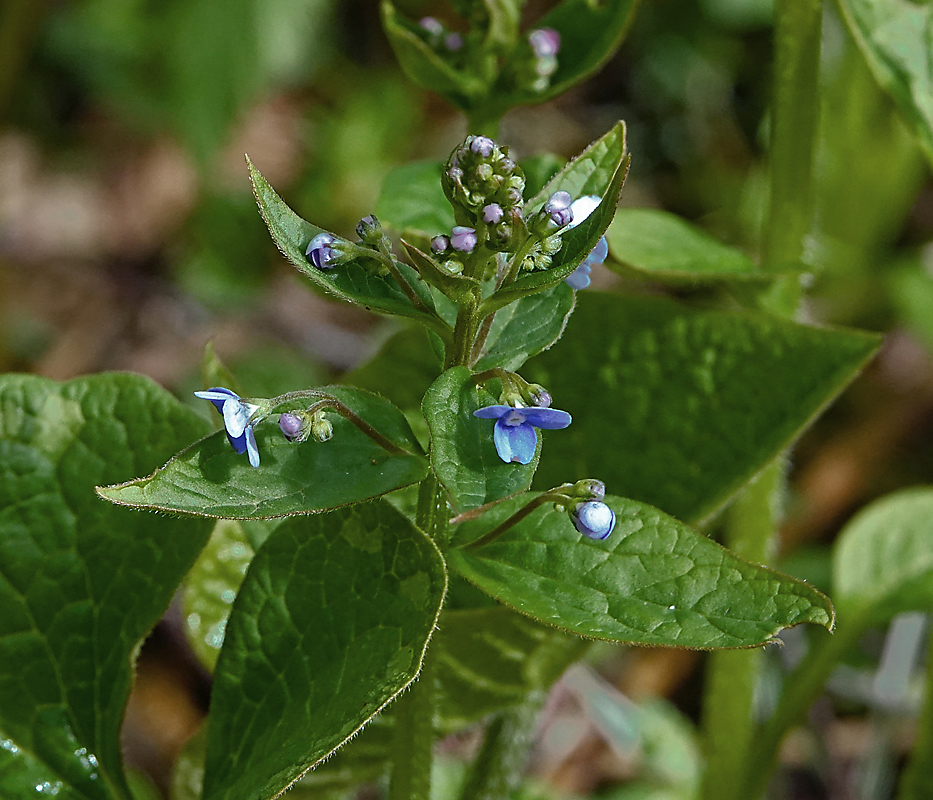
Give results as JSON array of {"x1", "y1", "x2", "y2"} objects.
[
  {"x1": 572, "y1": 500, "x2": 616, "y2": 540},
  {"x1": 564, "y1": 195, "x2": 608, "y2": 291},
  {"x1": 473, "y1": 404, "x2": 572, "y2": 464},
  {"x1": 194, "y1": 388, "x2": 261, "y2": 468}
]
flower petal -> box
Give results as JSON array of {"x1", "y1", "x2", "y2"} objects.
[
  {"x1": 245, "y1": 427, "x2": 260, "y2": 468},
  {"x1": 494, "y1": 419, "x2": 537, "y2": 464},
  {"x1": 520, "y1": 407, "x2": 572, "y2": 429},
  {"x1": 565, "y1": 264, "x2": 591, "y2": 291},
  {"x1": 567, "y1": 196, "x2": 601, "y2": 229},
  {"x1": 226, "y1": 429, "x2": 249, "y2": 455},
  {"x1": 222, "y1": 399, "x2": 251, "y2": 437},
  {"x1": 474, "y1": 405, "x2": 514, "y2": 419}
]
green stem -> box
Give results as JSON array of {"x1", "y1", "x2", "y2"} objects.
[
  {"x1": 456, "y1": 693, "x2": 546, "y2": 800},
  {"x1": 739, "y1": 621, "x2": 861, "y2": 799},
  {"x1": 388, "y1": 652, "x2": 437, "y2": 800},
  {"x1": 699, "y1": 461, "x2": 783, "y2": 800},
  {"x1": 464, "y1": 488, "x2": 570, "y2": 551}
]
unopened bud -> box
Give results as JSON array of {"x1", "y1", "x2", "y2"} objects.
[{"x1": 356, "y1": 214, "x2": 382, "y2": 244}]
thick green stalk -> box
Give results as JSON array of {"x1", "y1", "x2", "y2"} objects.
[
  {"x1": 388, "y1": 653, "x2": 437, "y2": 800},
  {"x1": 699, "y1": 461, "x2": 783, "y2": 800},
  {"x1": 456, "y1": 693, "x2": 545, "y2": 800},
  {"x1": 700, "y1": 1, "x2": 823, "y2": 796}
]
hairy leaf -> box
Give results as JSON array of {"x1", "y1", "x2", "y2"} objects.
[
  {"x1": 202, "y1": 502, "x2": 447, "y2": 800},
  {"x1": 527, "y1": 292, "x2": 881, "y2": 524},
  {"x1": 448, "y1": 493, "x2": 834, "y2": 648},
  {"x1": 99, "y1": 386, "x2": 428, "y2": 518},
  {"x1": 0, "y1": 373, "x2": 212, "y2": 800},
  {"x1": 375, "y1": 162, "x2": 455, "y2": 239}
]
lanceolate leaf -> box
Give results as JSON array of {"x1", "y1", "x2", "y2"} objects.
[
  {"x1": 375, "y1": 161, "x2": 455, "y2": 239},
  {"x1": 474, "y1": 282, "x2": 576, "y2": 371},
  {"x1": 448, "y1": 494, "x2": 833, "y2": 648},
  {"x1": 485, "y1": 123, "x2": 630, "y2": 312},
  {"x1": 423, "y1": 367, "x2": 539, "y2": 513},
  {"x1": 248, "y1": 157, "x2": 447, "y2": 335},
  {"x1": 98, "y1": 386, "x2": 428, "y2": 518},
  {"x1": 0, "y1": 373, "x2": 213, "y2": 800},
  {"x1": 526, "y1": 292, "x2": 881, "y2": 524},
  {"x1": 201, "y1": 502, "x2": 447, "y2": 800},
  {"x1": 836, "y1": 0, "x2": 933, "y2": 168},
  {"x1": 605, "y1": 208, "x2": 768, "y2": 283},
  {"x1": 833, "y1": 487, "x2": 933, "y2": 621}
]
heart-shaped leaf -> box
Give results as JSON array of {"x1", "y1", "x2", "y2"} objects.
[
  {"x1": 423, "y1": 367, "x2": 540, "y2": 513},
  {"x1": 526, "y1": 292, "x2": 881, "y2": 524},
  {"x1": 0, "y1": 373, "x2": 213, "y2": 800},
  {"x1": 248, "y1": 157, "x2": 449, "y2": 338},
  {"x1": 201, "y1": 501, "x2": 447, "y2": 800},
  {"x1": 98, "y1": 386, "x2": 429, "y2": 519},
  {"x1": 448, "y1": 493, "x2": 834, "y2": 648}
]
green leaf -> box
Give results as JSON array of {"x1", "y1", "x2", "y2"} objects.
[
  {"x1": 182, "y1": 520, "x2": 254, "y2": 671},
  {"x1": 98, "y1": 386, "x2": 429, "y2": 519},
  {"x1": 526, "y1": 292, "x2": 881, "y2": 524},
  {"x1": 403, "y1": 240, "x2": 481, "y2": 301},
  {"x1": 520, "y1": 154, "x2": 566, "y2": 200},
  {"x1": 836, "y1": 0, "x2": 933, "y2": 168},
  {"x1": 485, "y1": 123, "x2": 630, "y2": 313},
  {"x1": 832, "y1": 487, "x2": 933, "y2": 621},
  {"x1": 474, "y1": 282, "x2": 576, "y2": 371},
  {"x1": 381, "y1": 1, "x2": 484, "y2": 105},
  {"x1": 423, "y1": 367, "x2": 539, "y2": 513},
  {"x1": 374, "y1": 161, "x2": 455, "y2": 239},
  {"x1": 0, "y1": 373, "x2": 213, "y2": 800},
  {"x1": 448, "y1": 493, "x2": 834, "y2": 648},
  {"x1": 247, "y1": 157, "x2": 447, "y2": 335},
  {"x1": 0, "y1": 730, "x2": 86, "y2": 800},
  {"x1": 605, "y1": 209, "x2": 769, "y2": 283},
  {"x1": 201, "y1": 501, "x2": 447, "y2": 800},
  {"x1": 434, "y1": 606, "x2": 586, "y2": 729}
]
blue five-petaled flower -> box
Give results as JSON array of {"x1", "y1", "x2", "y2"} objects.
[
  {"x1": 473, "y1": 405, "x2": 572, "y2": 464},
  {"x1": 194, "y1": 387, "x2": 262, "y2": 468}
]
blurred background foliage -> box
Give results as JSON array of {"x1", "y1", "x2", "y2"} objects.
[{"x1": 2, "y1": 0, "x2": 932, "y2": 797}]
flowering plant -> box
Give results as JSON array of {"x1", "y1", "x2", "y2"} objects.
[{"x1": 2, "y1": 1, "x2": 933, "y2": 799}]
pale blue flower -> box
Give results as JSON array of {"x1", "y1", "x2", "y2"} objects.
[
  {"x1": 564, "y1": 195, "x2": 608, "y2": 290},
  {"x1": 194, "y1": 388, "x2": 261, "y2": 468},
  {"x1": 473, "y1": 404, "x2": 571, "y2": 464},
  {"x1": 572, "y1": 500, "x2": 616, "y2": 540}
]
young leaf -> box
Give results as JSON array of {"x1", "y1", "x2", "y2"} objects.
[
  {"x1": 374, "y1": 161, "x2": 455, "y2": 239},
  {"x1": 485, "y1": 123, "x2": 630, "y2": 312},
  {"x1": 98, "y1": 386, "x2": 429, "y2": 518},
  {"x1": 201, "y1": 501, "x2": 447, "y2": 800},
  {"x1": 434, "y1": 606, "x2": 586, "y2": 729},
  {"x1": 832, "y1": 487, "x2": 933, "y2": 621},
  {"x1": 403, "y1": 240, "x2": 481, "y2": 301},
  {"x1": 526, "y1": 292, "x2": 882, "y2": 524},
  {"x1": 474, "y1": 282, "x2": 576, "y2": 372},
  {"x1": 447, "y1": 493, "x2": 834, "y2": 648},
  {"x1": 605, "y1": 208, "x2": 770, "y2": 284},
  {"x1": 423, "y1": 367, "x2": 539, "y2": 513},
  {"x1": 247, "y1": 157, "x2": 448, "y2": 337},
  {"x1": 0, "y1": 373, "x2": 213, "y2": 800},
  {"x1": 836, "y1": 0, "x2": 933, "y2": 168},
  {"x1": 183, "y1": 519, "x2": 254, "y2": 671}
]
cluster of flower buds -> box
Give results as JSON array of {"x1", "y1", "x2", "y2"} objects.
[
  {"x1": 418, "y1": 17, "x2": 464, "y2": 53},
  {"x1": 526, "y1": 28, "x2": 561, "y2": 92},
  {"x1": 442, "y1": 135, "x2": 526, "y2": 253},
  {"x1": 279, "y1": 410, "x2": 333, "y2": 444}
]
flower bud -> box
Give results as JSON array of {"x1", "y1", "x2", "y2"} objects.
[
  {"x1": 527, "y1": 384, "x2": 552, "y2": 408},
  {"x1": 470, "y1": 136, "x2": 495, "y2": 158},
  {"x1": 545, "y1": 191, "x2": 573, "y2": 227},
  {"x1": 311, "y1": 415, "x2": 334, "y2": 442},
  {"x1": 451, "y1": 226, "x2": 477, "y2": 253},
  {"x1": 444, "y1": 32, "x2": 463, "y2": 51},
  {"x1": 482, "y1": 203, "x2": 504, "y2": 224},
  {"x1": 571, "y1": 501, "x2": 616, "y2": 540},
  {"x1": 431, "y1": 234, "x2": 450, "y2": 254},
  {"x1": 529, "y1": 27, "x2": 561, "y2": 59},
  {"x1": 279, "y1": 412, "x2": 309, "y2": 442},
  {"x1": 306, "y1": 233, "x2": 339, "y2": 270},
  {"x1": 355, "y1": 214, "x2": 382, "y2": 244}
]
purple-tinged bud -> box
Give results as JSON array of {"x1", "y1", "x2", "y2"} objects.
[
  {"x1": 529, "y1": 27, "x2": 561, "y2": 59},
  {"x1": 306, "y1": 233, "x2": 339, "y2": 270},
  {"x1": 448, "y1": 166, "x2": 464, "y2": 182},
  {"x1": 475, "y1": 163, "x2": 493, "y2": 181},
  {"x1": 572, "y1": 501, "x2": 616, "y2": 540},
  {"x1": 356, "y1": 214, "x2": 381, "y2": 243},
  {"x1": 279, "y1": 413, "x2": 305, "y2": 441},
  {"x1": 528, "y1": 385, "x2": 552, "y2": 408},
  {"x1": 470, "y1": 136, "x2": 495, "y2": 158},
  {"x1": 431, "y1": 234, "x2": 450, "y2": 254},
  {"x1": 451, "y1": 226, "x2": 477, "y2": 253},
  {"x1": 506, "y1": 187, "x2": 523, "y2": 205},
  {"x1": 419, "y1": 16, "x2": 444, "y2": 36},
  {"x1": 482, "y1": 203, "x2": 504, "y2": 224},
  {"x1": 444, "y1": 33, "x2": 463, "y2": 51},
  {"x1": 545, "y1": 190, "x2": 573, "y2": 226},
  {"x1": 500, "y1": 157, "x2": 516, "y2": 173}
]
